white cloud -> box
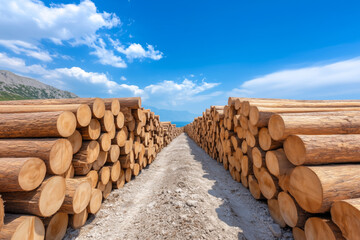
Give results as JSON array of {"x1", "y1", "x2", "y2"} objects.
[
  {"x1": 0, "y1": 0, "x2": 120, "y2": 44},
  {"x1": 0, "y1": 52, "x2": 218, "y2": 105},
  {"x1": 229, "y1": 58, "x2": 360, "y2": 98},
  {"x1": 90, "y1": 38, "x2": 127, "y2": 68},
  {"x1": 120, "y1": 76, "x2": 127, "y2": 81},
  {"x1": 112, "y1": 40, "x2": 163, "y2": 61},
  {"x1": 0, "y1": 40, "x2": 52, "y2": 62}
]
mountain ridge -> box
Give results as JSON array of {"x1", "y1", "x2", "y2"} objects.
[{"x1": 0, "y1": 70, "x2": 77, "y2": 100}]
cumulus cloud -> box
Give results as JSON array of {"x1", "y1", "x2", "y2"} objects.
[
  {"x1": 0, "y1": 0, "x2": 120, "y2": 44},
  {"x1": 120, "y1": 76, "x2": 127, "y2": 81},
  {"x1": 90, "y1": 38, "x2": 127, "y2": 68},
  {"x1": 0, "y1": 0, "x2": 163, "y2": 67},
  {"x1": 229, "y1": 58, "x2": 360, "y2": 98},
  {"x1": 112, "y1": 40, "x2": 163, "y2": 61}
]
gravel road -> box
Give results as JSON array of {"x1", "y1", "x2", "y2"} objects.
[{"x1": 65, "y1": 133, "x2": 293, "y2": 240}]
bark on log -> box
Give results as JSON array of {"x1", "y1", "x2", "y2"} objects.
[
  {"x1": 0, "y1": 138, "x2": 72, "y2": 175},
  {"x1": 0, "y1": 104, "x2": 92, "y2": 127},
  {"x1": 0, "y1": 111, "x2": 76, "y2": 138},
  {"x1": 268, "y1": 112, "x2": 360, "y2": 140},
  {"x1": 2, "y1": 176, "x2": 66, "y2": 217},
  {"x1": 0, "y1": 97, "x2": 105, "y2": 119},
  {"x1": 284, "y1": 134, "x2": 360, "y2": 165},
  {"x1": 0, "y1": 157, "x2": 46, "y2": 192}
]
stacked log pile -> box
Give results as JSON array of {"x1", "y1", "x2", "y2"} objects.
[
  {"x1": 0, "y1": 97, "x2": 182, "y2": 239},
  {"x1": 185, "y1": 97, "x2": 360, "y2": 240}
]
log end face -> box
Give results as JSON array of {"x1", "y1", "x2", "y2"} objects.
[
  {"x1": 100, "y1": 133, "x2": 111, "y2": 152},
  {"x1": 284, "y1": 135, "x2": 306, "y2": 165},
  {"x1": 77, "y1": 104, "x2": 92, "y2": 127},
  {"x1": 39, "y1": 176, "x2": 66, "y2": 217},
  {"x1": 111, "y1": 99, "x2": 120, "y2": 116},
  {"x1": 258, "y1": 169, "x2": 277, "y2": 199},
  {"x1": 111, "y1": 161, "x2": 121, "y2": 182},
  {"x1": 289, "y1": 166, "x2": 323, "y2": 213},
  {"x1": 88, "y1": 189, "x2": 102, "y2": 214},
  {"x1": 252, "y1": 147, "x2": 262, "y2": 168},
  {"x1": 265, "y1": 151, "x2": 280, "y2": 176},
  {"x1": 12, "y1": 216, "x2": 45, "y2": 240},
  {"x1": 57, "y1": 111, "x2": 77, "y2": 137},
  {"x1": 103, "y1": 110, "x2": 115, "y2": 132},
  {"x1": 46, "y1": 212, "x2": 68, "y2": 240},
  {"x1": 49, "y1": 139, "x2": 73, "y2": 175},
  {"x1": 268, "y1": 114, "x2": 285, "y2": 141},
  {"x1": 18, "y1": 157, "x2": 46, "y2": 191},
  {"x1": 73, "y1": 182, "x2": 92, "y2": 214},
  {"x1": 116, "y1": 112, "x2": 125, "y2": 129},
  {"x1": 331, "y1": 199, "x2": 360, "y2": 240},
  {"x1": 88, "y1": 119, "x2": 101, "y2": 140},
  {"x1": 93, "y1": 98, "x2": 105, "y2": 119},
  {"x1": 68, "y1": 130, "x2": 82, "y2": 154},
  {"x1": 304, "y1": 218, "x2": 339, "y2": 240},
  {"x1": 87, "y1": 141, "x2": 100, "y2": 163},
  {"x1": 278, "y1": 192, "x2": 298, "y2": 227},
  {"x1": 249, "y1": 106, "x2": 259, "y2": 126},
  {"x1": 259, "y1": 128, "x2": 271, "y2": 151},
  {"x1": 70, "y1": 209, "x2": 88, "y2": 229}
]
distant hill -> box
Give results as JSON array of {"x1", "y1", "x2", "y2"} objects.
[
  {"x1": 144, "y1": 105, "x2": 198, "y2": 122},
  {"x1": 0, "y1": 70, "x2": 77, "y2": 100}
]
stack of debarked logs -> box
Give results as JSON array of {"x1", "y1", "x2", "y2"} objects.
[
  {"x1": 0, "y1": 97, "x2": 182, "y2": 240},
  {"x1": 185, "y1": 97, "x2": 360, "y2": 240}
]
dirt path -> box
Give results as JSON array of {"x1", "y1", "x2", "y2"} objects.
[{"x1": 65, "y1": 133, "x2": 293, "y2": 240}]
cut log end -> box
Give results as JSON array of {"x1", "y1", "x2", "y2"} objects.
[
  {"x1": 19, "y1": 157, "x2": 46, "y2": 191},
  {"x1": 331, "y1": 198, "x2": 360, "y2": 240},
  {"x1": 93, "y1": 98, "x2": 105, "y2": 119},
  {"x1": 68, "y1": 130, "x2": 83, "y2": 154},
  {"x1": 70, "y1": 209, "x2": 88, "y2": 229},
  {"x1": 39, "y1": 176, "x2": 66, "y2": 217},
  {"x1": 76, "y1": 104, "x2": 92, "y2": 127},
  {"x1": 268, "y1": 114, "x2": 285, "y2": 141},
  {"x1": 45, "y1": 212, "x2": 68, "y2": 240},
  {"x1": 284, "y1": 135, "x2": 306, "y2": 165},
  {"x1": 57, "y1": 111, "x2": 77, "y2": 137},
  {"x1": 72, "y1": 181, "x2": 92, "y2": 214},
  {"x1": 304, "y1": 217, "x2": 345, "y2": 240},
  {"x1": 87, "y1": 189, "x2": 102, "y2": 214},
  {"x1": 0, "y1": 215, "x2": 45, "y2": 240},
  {"x1": 289, "y1": 166, "x2": 322, "y2": 213},
  {"x1": 49, "y1": 139, "x2": 73, "y2": 175}
]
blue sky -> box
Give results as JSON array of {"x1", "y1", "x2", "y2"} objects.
[{"x1": 0, "y1": 0, "x2": 360, "y2": 115}]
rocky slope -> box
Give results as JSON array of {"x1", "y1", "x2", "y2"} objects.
[{"x1": 0, "y1": 70, "x2": 77, "y2": 100}]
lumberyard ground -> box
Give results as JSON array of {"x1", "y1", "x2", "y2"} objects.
[{"x1": 65, "y1": 133, "x2": 292, "y2": 240}]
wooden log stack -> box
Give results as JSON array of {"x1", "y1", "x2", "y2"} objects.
[
  {"x1": 0, "y1": 97, "x2": 182, "y2": 239},
  {"x1": 185, "y1": 97, "x2": 360, "y2": 240}
]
